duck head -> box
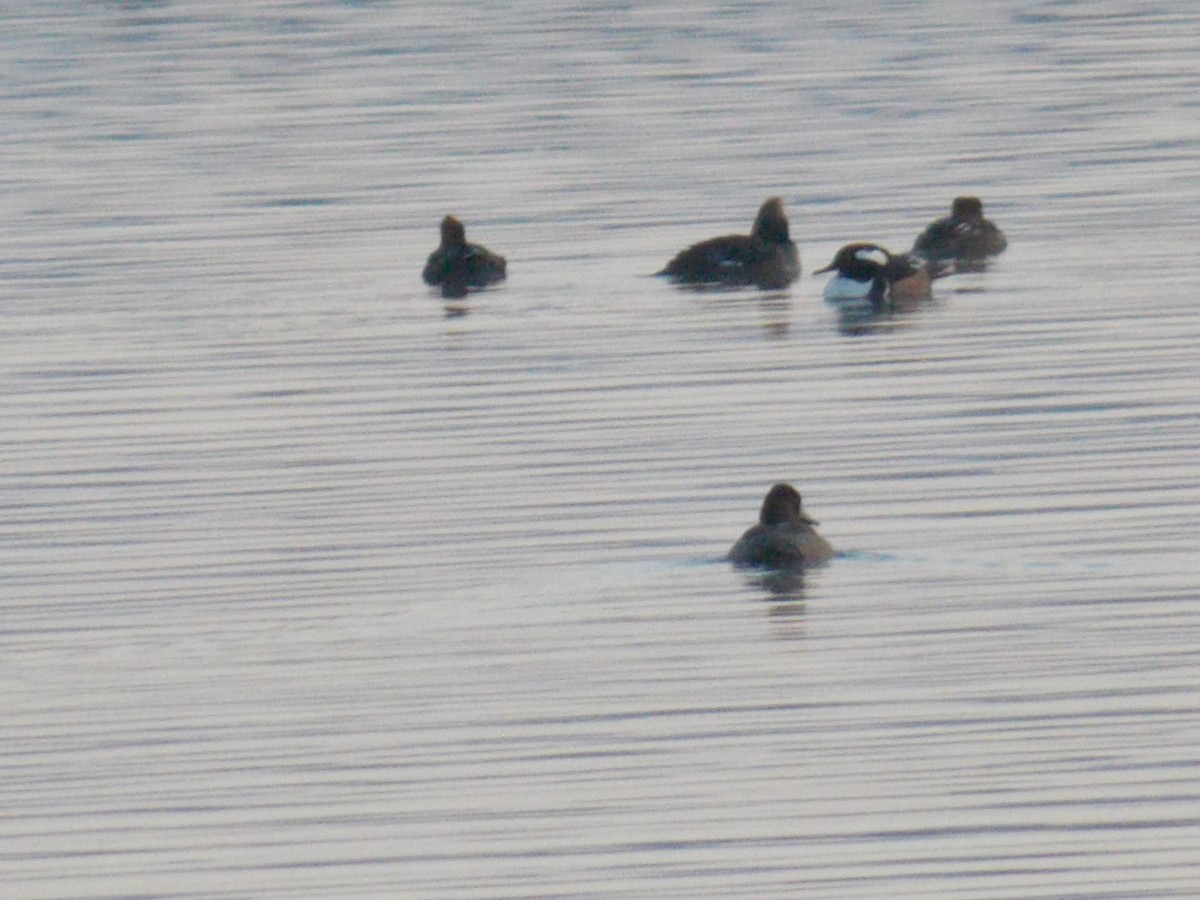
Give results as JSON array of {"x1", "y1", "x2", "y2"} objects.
[
  {"x1": 950, "y1": 196, "x2": 984, "y2": 221},
  {"x1": 750, "y1": 197, "x2": 791, "y2": 245},
  {"x1": 440, "y1": 215, "x2": 467, "y2": 249},
  {"x1": 813, "y1": 243, "x2": 891, "y2": 278},
  {"x1": 759, "y1": 483, "x2": 818, "y2": 527}
]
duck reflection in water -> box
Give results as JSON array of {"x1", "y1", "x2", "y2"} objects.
[{"x1": 756, "y1": 568, "x2": 810, "y2": 603}]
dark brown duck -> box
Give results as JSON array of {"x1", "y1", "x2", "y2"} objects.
[
  {"x1": 911, "y1": 196, "x2": 1006, "y2": 267},
  {"x1": 728, "y1": 483, "x2": 834, "y2": 569},
  {"x1": 658, "y1": 197, "x2": 800, "y2": 290},
  {"x1": 422, "y1": 215, "x2": 507, "y2": 299}
]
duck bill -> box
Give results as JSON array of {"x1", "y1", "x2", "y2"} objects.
[{"x1": 812, "y1": 263, "x2": 836, "y2": 275}]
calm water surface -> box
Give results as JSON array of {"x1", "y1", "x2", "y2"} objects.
[{"x1": 3, "y1": 2, "x2": 1200, "y2": 897}]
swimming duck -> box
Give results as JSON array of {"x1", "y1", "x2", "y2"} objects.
[
  {"x1": 911, "y1": 196, "x2": 1006, "y2": 266},
  {"x1": 422, "y1": 215, "x2": 507, "y2": 299},
  {"x1": 658, "y1": 197, "x2": 800, "y2": 290},
  {"x1": 814, "y1": 243, "x2": 946, "y2": 314},
  {"x1": 728, "y1": 483, "x2": 834, "y2": 569}
]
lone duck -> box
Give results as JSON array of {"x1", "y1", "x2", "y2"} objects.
[
  {"x1": 814, "y1": 243, "x2": 946, "y2": 314},
  {"x1": 658, "y1": 197, "x2": 800, "y2": 290},
  {"x1": 728, "y1": 483, "x2": 834, "y2": 569},
  {"x1": 422, "y1": 215, "x2": 507, "y2": 299},
  {"x1": 911, "y1": 196, "x2": 1006, "y2": 267}
]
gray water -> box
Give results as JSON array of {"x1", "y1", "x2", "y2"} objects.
[{"x1": 3, "y1": 2, "x2": 1200, "y2": 897}]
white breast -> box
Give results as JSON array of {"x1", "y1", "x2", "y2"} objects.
[{"x1": 823, "y1": 275, "x2": 876, "y2": 304}]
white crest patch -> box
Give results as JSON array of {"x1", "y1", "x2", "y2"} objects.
[{"x1": 853, "y1": 247, "x2": 889, "y2": 266}]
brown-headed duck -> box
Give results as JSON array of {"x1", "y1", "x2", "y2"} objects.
[
  {"x1": 728, "y1": 483, "x2": 834, "y2": 569},
  {"x1": 422, "y1": 215, "x2": 507, "y2": 299},
  {"x1": 911, "y1": 196, "x2": 1006, "y2": 267},
  {"x1": 658, "y1": 197, "x2": 800, "y2": 290}
]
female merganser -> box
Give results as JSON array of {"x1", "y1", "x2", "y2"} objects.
[
  {"x1": 658, "y1": 197, "x2": 800, "y2": 290},
  {"x1": 728, "y1": 483, "x2": 834, "y2": 569},
  {"x1": 911, "y1": 196, "x2": 1006, "y2": 268},
  {"x1": 422, "y1": 215, "x2": 507, "y2": 299}
]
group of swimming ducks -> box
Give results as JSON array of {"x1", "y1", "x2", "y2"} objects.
[
  {"x1": 423, "y1": 194, "x2": 1006, "y2": 311},
  {"x1": 423, "y1": 196, "x2": 1007, "y2": 570}
]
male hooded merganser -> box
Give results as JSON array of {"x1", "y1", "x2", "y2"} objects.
[
  {"x1": 658, "y1": 197, "x2": 800, "y2": 290},
  {"x1": 728, "y1": 483, "x2": 834, "y2": 569},
  {"x1": 813, "y1": 243, "x2": 946, "y2": 314},
  {"x1": 911, "y1": 196, "x2": 1006, "y2": 266},
  {"x1": 422, "y1": 215, "x2": 507, "y2": 299}
]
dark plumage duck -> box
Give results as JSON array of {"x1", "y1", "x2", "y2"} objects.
[
  {"x1": 728, "y1": 483, "x2": 834, "y2": 570},
  {"x1": 658, "y1": 197, "x2": 800, "y2": 290},
  {"x1": 422, "y1": 215, "x2": 507, "y2": 299},
  {"x1": 814, "y1": 243, "x2": 947, "y2": 314},
  {"x1": 911, "y1": 196, "x2": 1006, "y2": 267}
]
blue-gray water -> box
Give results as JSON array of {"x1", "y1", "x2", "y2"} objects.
[{"x1": 3, "y1": 2, "x2": 1199, "y2": 897}]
